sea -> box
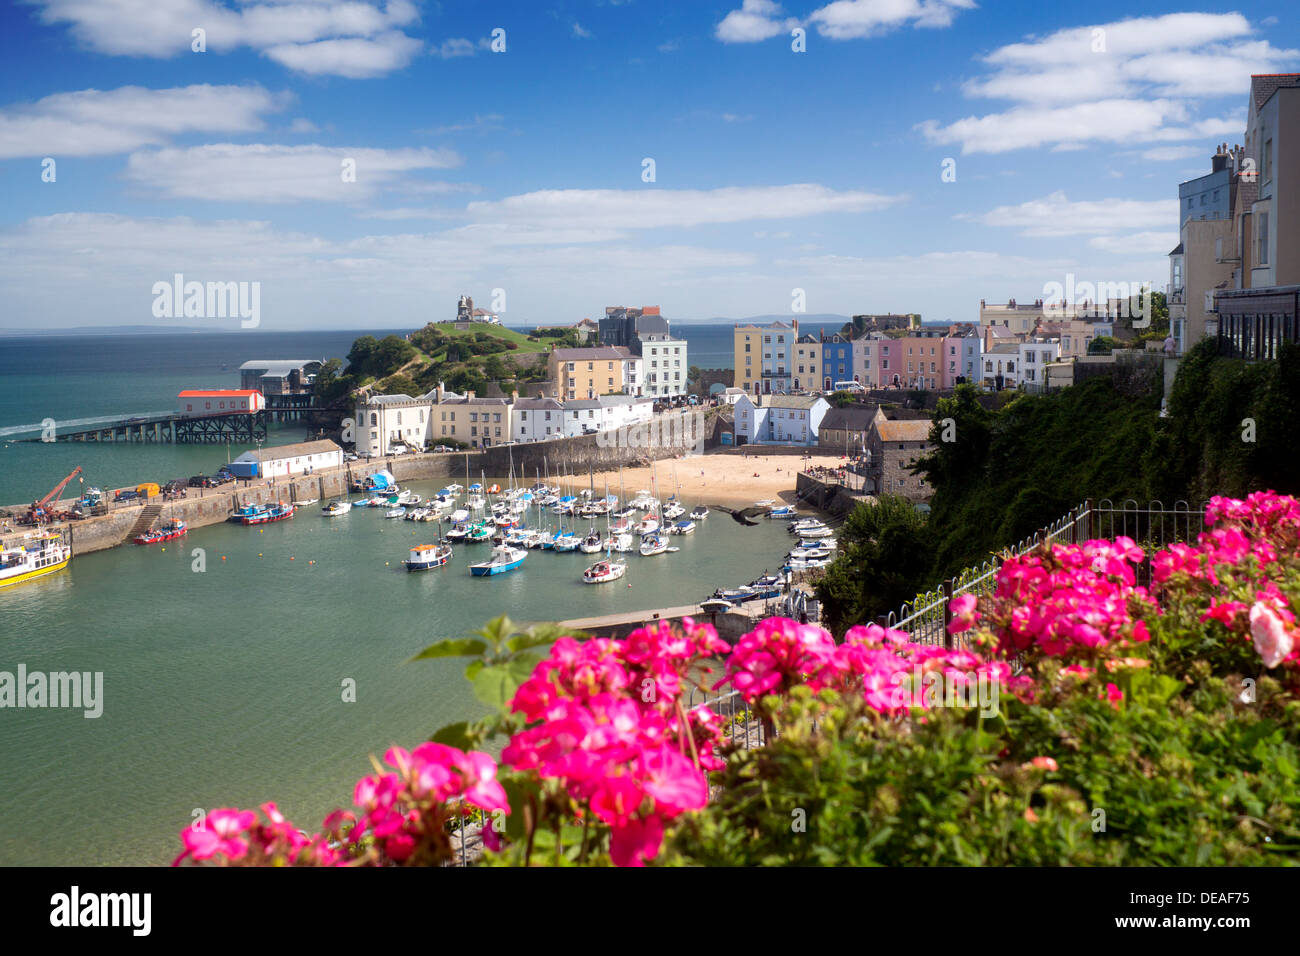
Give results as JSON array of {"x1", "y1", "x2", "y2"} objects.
[{"x1": 0, "y1": 326, "x2": 825, "y2": 865}]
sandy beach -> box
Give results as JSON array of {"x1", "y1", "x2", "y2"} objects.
[{"x1": 608, "y1": 452, "x2": 854, "y2": 510}]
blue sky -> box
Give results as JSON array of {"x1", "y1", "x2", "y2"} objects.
[{"x1": 0, "y1": 0, "x2": 1295, "y2": 330}]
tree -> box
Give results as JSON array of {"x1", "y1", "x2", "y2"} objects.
[
  {"x1": 381, "y1": 374, "x2": 422, "y2": 398},
  {"x1": 346, "y1": 336, "x2": 380, "y2": 376},
  {"x1": 1088, "y1": 336, "x2": 1119, "y2": 355},
  {"x1": 815, "y1": 495, "x2": 937, "y2": 635},
  {"x1": 829, "y1": 390, "x2": 856, "y2": 407}
]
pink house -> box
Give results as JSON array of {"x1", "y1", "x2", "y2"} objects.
[{"x1": 875, "y1": 331, "x2": 963, "y2": 390}]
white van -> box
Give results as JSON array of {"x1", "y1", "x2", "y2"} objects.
[{"x1": 833, "y1": 381, "x2": 865, "y2": 392}]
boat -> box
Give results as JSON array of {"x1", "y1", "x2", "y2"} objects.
[
  {"x1": 630, "y1": 490, "x2": 655, "y2": 510},
  {"x1": 754, "y1": 498, "x2": 776, "y2": 507},
  {"x1": 768, "y1": 505, "x2": 797, "y2": 519},
  {"x1": 450, "y1": 508, "x2": 470, "y2": 524},
  {"x1": 404, "y1": 543, "x2": 451, "y2": 571},
  {"x1": 603, "y1": 531, "x2": 635, "y2": 552},
  {"x1": 469, "y1": 545, "x2": 527, "y2": 576},
  {"x1": 796, "y1": 524, "x2": 834, "y2": 539},
  {"x1": 639, "y1": 534, "x2": 669, "y2": 557},
  {"x1": 784, "y1": 555, "x2": 832, "y2": 570},
  {"x1": 445, "y1": 523, "x2": 470, "y2": 541},
  {"x1": 689, "y1": 506, "x2": 710, "y2": 521},
  {"x1": 580, "y1": 529, "x2": 604, "y2": 554},
  {"x1": 667, "y1": 519, "x2": 695, "y2": 535},
  {"x1": 637, "y1": 514, "x2": 661, "y2": 536},
  {"x1": 444, "y1": 483, "x2": 464, "y2": 494},
  {"x1": 797, "y1": 536, "x2": 837, "y2": 550},
  {"x1": 486, "y1": 484, "x2": 501, "y2": 494},
  {"x1": 466, "y1": 522, "x2": 493, "y2": 543},
  {"x1": 322, "y1": 499, "x2": 352, "y2": 516},
  {"x1": 552, "y1": 530, "x2": 579, "y2": 552},
  {"x1": 386, "y1": 507, "x2": 407, "y2": 519},
  {"x1": 396, "y1": 490, "x2": 421, "y2": 506},
  {"x1": 0, "y1": 533, "x2": 72, "y2": 589},
  {"x1": 292, "y1": 497, "x2": 319, "y2": 507},
  {"x1": 789, "y1": 544, "x2": 833, "y2": 561},
  {"x1": 751, "y1": 573, "x2": 784, "y2": 589},
  {"x1": 612, "y1": 506, "x2": 636, "y2": 520},
  {"x1": 228, "y1": 502, "x2": 268, "y2": 523},
  {"x1": 134, "y1": 518, "x2": 186, "y2": 545},
  {"x1": 663, "y1": 503, "x2": 686, "y2": 520},
  {"x1": 700, "y1": 597, "x2": 734, "y2": 614},
  {"x1": 242, "y1": 502, "x2": 294, "y2": 525},
  {"x1": 582, "y1": 558, "x2": 627, "y2": 584}
]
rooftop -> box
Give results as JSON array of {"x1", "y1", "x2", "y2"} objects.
[
  {"x1": 759, "y1": 394, "x2": 824, "y2": 410},
  {"x1": 237, "y1": 439, "x2": 342, "y2": 461},
  {"x1": 550, "y1": 346, "x2": 632, "y2": 361},
  {"x1": 875, "y1": 420, "x2": 931, "y2": 443}
]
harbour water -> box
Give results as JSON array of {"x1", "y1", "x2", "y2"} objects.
[
  {"x1": 0, "y1": 326, "x2": 831, "y2": 865},
  {"x1": 0, "y1": 480, "x2": 801, "y2": 865}
]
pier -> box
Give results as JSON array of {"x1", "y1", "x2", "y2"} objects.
[{"x1": 15, "y1": 410, "x2": 272, "y2": 444}]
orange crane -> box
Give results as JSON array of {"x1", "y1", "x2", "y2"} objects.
[{"x1": 26, "y1": 466, "x2": 83, "y2": 524}]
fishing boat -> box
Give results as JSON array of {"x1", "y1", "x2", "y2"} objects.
[
  {"x1": 0, "y1": 532, "x2": 71, "y2": 589},
  {"x1": 134, "y1": 518, "x2": 186, "y2": 545},
  {"x1": 689, "y1": 506, "x2": 710, "y2": 521},
  {"x1": 639, "y1": 533, "x2": 669, "y2": 557},
  {"x1": 385, "y1": 507, "x2": 407, "y2": 519},
  {"x1": 768, "y1": 505, "x2": 797, "y2": 519},
  {"x1": 404, "y1": 543, "x2": 451, "y2": 571},
  {"x1": 322, "y1": 499, "x2": 352, "y2": 516},
  {"x1": 580, "y1": 529, "x2": 604, "y2": 554},
  {"x1": 466, "y1": 522, "x2": 493, "y2": 543},
  {"x1": 667, "y1": 519, "x2": 695, "y2": 535},
  {"x1": 469, "y1": 544, "x2": 527, "y2": 576},
  {"x1": 788, "y1": 544, "x2": 833, "y2": 561},
  {"x1": 784, "y1": 554, "x2": 832, "y2": 570},
  {"x1": 396, "y1": 490, "x2": 421, "y2": 506},
  {"x1": 243, "y1": 502, "x2": 294, "y2": 525},
  {"x1": 582, "y1": 558, "x2": 627, "y2": 584},
  {"x1": 796, "y1": 524, "x2": 834, "y2": 539},
  {"x1": 228, "y1": 502, "x2": 268, "y2": 523}
]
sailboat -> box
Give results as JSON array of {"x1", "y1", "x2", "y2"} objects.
[
  {"x1": 580, "y1": 528, "x2": 603, "y2": 554},
  {"x1": 583, "y1": 556, "x2": 627, "y2": 583}
]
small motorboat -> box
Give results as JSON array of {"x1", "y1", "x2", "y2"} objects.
[
  {"x1": 386, "y1": 507, "x2": 407, "y2": 519},
  {"x1": 449, "y1": 508, "x2": 470, "y2": 524},
  {"x1": 637, "y1": 514, "x2": 661, "y2": 536},
  {"x1": 663, "y1": 503, "x2": 686, "y2": 520},
  {"x1": 689, "y1": 506, "x2": 710, "y2": 521},
  {"x1": 292, "y1": 497, "x2": 319, "y2": 507},
  {"x1": 444, "y1": 484, "x2": 464, "y2": 494},
  {"x1": 445, "y1": 523, "x2": 470, "y2": 541},
  {"x1": 579, "y1": 530, "x2": 604, "y2": 554},
  {"x1": 396, "y1": 491, "x2": 421, "y2": 506},
  {"x1": 241, "y1": 502, "x2": 294, "y2": 525},
  {"x1": 797, "y1": 536, "x2": 837, "y2": 550},
  {"x1": 322, "y1": 499, "x2": 352, "y2": 516},
  {"x1": 134, "y1": 519, "x2": 186, "y2": 545},
  {"x1": 789, "y1": 545, "x2": 833, "y2": 561},
  {"x1": 469, "y1": 545, "x2": 527, "y2": 576},
  {"x1": 751, "y1": 573, "x2": 784, "y2": 589},
  {"x1": 552, "y1": 530, "x2": 579, "y2": 552},
  {"x1": 466, "y1": 522, "x2": 493, "y2": 543},
  {"x1": 667, "y1": 519, "x2": 695, "y2": 535},
  {"x1": 797, "y1": 524, "x2": 834, "y2": 539},
  {"x1": 603, "y1": 532, "x2": 635, "y2": 553},
  {"x1": 583, "y1": 559, "x2": 627, "y2": 584},
  {"x1": 228, "y1": 502, "x2": 268, "y2": 523},
  {"x1": 486, "y1": 483, "x2": 502, "y2": 494},
  {"x1": 612, "y1": 506, "x2": 637, "y2": 520},
  {"x1": 639, "y1": 534, "x2": 669, "y2": 557},
  {"x1": 404, "y1": 543, "x2": 451, "y2": 571},
  {"x1": 700, "y1": 597, "x2": 734, "y2": 614},
  {"x1": 768, "y1": 505, "x2": 797, "y2": 519},
  {"x1": 784, "y1": 555, "x2": 832, "y2": 570}
]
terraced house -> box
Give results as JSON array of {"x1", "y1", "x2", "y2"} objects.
[
  {"x1": 733, "y1": 320, "x2": 796, "y2": 395},
  {"x1": 547, "y1": 346, "x2": 637, "y2": 401}
]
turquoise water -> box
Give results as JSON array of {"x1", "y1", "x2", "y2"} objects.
[{"x1": 0, "y1": 474, "x2": 800, "y2": 865}]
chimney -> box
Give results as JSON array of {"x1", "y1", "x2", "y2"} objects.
[
  {"x1": 436, "y1": 382, "x2": 444, "y2": 404},
  {"x1": 510, "y1": 389, "x2": 519, "y2": 403},
  {"x1": 466, "y1": 391, "x2": 476, "y2": 400}
]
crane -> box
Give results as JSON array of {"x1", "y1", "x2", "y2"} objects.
[{"x1": 26, "y1": 467, "x2": 83, "y2": 524}]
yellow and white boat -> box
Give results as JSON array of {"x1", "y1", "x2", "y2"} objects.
[{"x1": 0, "y1": 532, "x2": 72, "y2": 589}]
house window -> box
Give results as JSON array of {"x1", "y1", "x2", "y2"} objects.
[{"x1": 1259, "y1": 212, "x2": 1269, "y2": 265}]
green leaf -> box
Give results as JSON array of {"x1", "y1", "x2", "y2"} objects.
[
  {"x1": 471, "y1": 655, "x2": 540, "y2": 711},
  {"x1": 408, "y1": 638, "x2": 488, "y2": 662},
  {"x1": 429, "y1": 721, "x2": 473, "y2": 750}
]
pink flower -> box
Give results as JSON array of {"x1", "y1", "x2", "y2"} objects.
[
  {"x1": 1249, "y1": 601, "x2": 1294, "y2": 668},
  {"x1": 1100, "y1": 683, "x2": 1123, "y2": 709},
  {"x1": 608, "y1": 815, "x2": 665, "y2": 868},
  {"x1": 948, "y1": 593, "x2": 980, "y2": 634},
  {"x1": 1030, "y1": 756, "x2": 1058, "y2": 771}
]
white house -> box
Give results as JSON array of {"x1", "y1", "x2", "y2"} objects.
[
  {"x1": 354, "y1": 393, "x2": 434, "y2": 457},
  {"x1": 231, "y1": 439, "x2": 343, "y2": 478},
  {"x1": 721, "y1": 387, "x2": 746, "y2": 406},
  {"x1": 639, "y1": 335, "x2": 688, "y2": 399},
  {"x1": 513, "y1": 397, "x2": 566, "y2": 442},
  {"x1": 734, "y1": 394, "x2": 829, "y2": 446},
  {"x1": 983, "y1": 343, "x2": 1022, "y2": 388},
  {"x1": 562, "y1": 395, "x2": 654, "y2": 437},
  {"x1": 1018, "y1": 339, "x2": 1061, "y2": 387}
]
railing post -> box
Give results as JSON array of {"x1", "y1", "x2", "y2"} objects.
[{"x1": 941, "y1": 578, "x2": 954, "y2": 650}]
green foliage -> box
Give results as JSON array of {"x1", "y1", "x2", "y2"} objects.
[
  {"x1": 1088, "y1": 335, "x2": 1119, "y2": 354},
  {"x1": 311, "y1": 358, "x2": 356, "y2": 406},
  {"x1": 815, "y1": 495, "x2": 936, "y2": 634},
  {"x1": 667, "y1": 643, "x2": 1300, "y2": 865},
  {"x1": 346, "y1": 335, "x2": 416, "y2": 379},
  {"x1": 379, "y1": 373, "x2": 422, "y2": 397},
  {"x1": 828, "y1": 390, "x2": 856, "y2": 407}
]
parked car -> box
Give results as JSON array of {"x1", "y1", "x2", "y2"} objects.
[
  {"x1": 212, "y1": 472, "x2": 235, "y2": 485},
  {"x1": 344, "y1": 453, "x2": 358, "y2": 462},
  {"x1": 114, "y1": 489, "x2": 140, "y2": 502},
  {"x1": 431, "y1": 445, "x2": 454, "y2": 454},
  {"x1": 188, "y1": 475, "x2": 209, "y2": 488}
]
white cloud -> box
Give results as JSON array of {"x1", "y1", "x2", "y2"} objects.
[
  {"x1": 263, "y1": 31, "x2": 422, "y2": 78},
  {"x1": 1087, "y1": 232, "x2": 1179, "y2": 256},
  {"x1": 572, "y1": 23, "x2": 593, "y2": 39},
  {"x1": 419, "y1": 114, "x2": 505, "y2": 135},
  {"x1": 715, "y1": 0, "x2": 798, "y2": 44},
  {"x1": 28, "y1": 0, "x2": 423, "y2": 78},
  {"x1": 123, "y1": 144, "x2": 462, "y2": 202},
  {"x1": 0, "y1": 84, "x2": 284, "y2": 159},
  {"x1": 809, "y1": 0, "x2": 976, "y2": 40},
  {"x1": 658, "y1": 39, "x2": 681, "y2": 53},
  {"x1": 432, "y1": 37, "x2": 477, "y2": 58},
  {"x1": 959, "y1": 191, "x2": 1176, "y2": 237},
  {"x1": 463, "y1": 184, "x2": 903, "y2": 230},
  {"x1": 920, "y1": 13, "x2": 1298, "y2": 153},
  {"x1": 1138, "y1": 145, "x2": 1201, "y2": 162},
  {"x1": 288, "y1": 118, "x2": 319, "y2": 134}
]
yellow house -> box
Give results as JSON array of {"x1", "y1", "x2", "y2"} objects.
[{"x1": 548, "y1": 347, "x2": 633, "y2": 401}]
